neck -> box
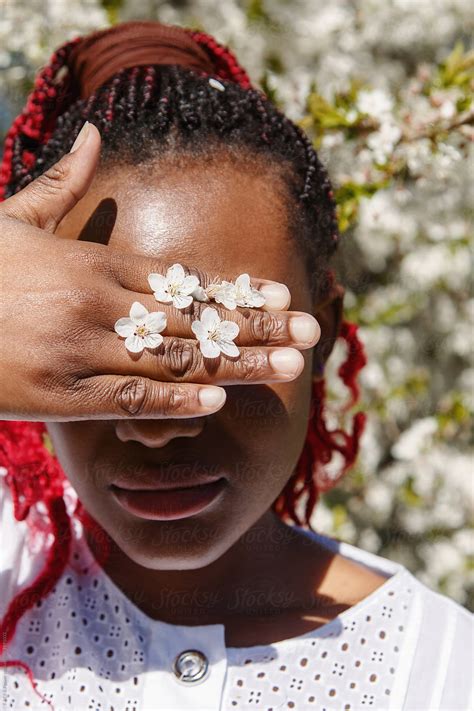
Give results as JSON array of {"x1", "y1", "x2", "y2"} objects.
[{"x1": 85, "y1": 510, "x2": 327, "y2": 626}]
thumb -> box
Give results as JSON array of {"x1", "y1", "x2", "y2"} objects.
[{"x1": 1, "y1": 121, "x2": 101, "y2": 233}]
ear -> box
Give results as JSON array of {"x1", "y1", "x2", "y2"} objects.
[{"x1": 312, "y1": 282, "x2": 345, "y2": 380}]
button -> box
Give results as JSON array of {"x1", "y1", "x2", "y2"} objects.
[{"x1": 172, "y1": 649, "x2": 209, "y2": 684}]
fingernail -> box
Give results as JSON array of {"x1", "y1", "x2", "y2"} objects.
[
  {"x1": 259, "y1": 283, "x2": 291, "y2": 310},
  {"x1": 199, "y1": 387, "x2": 227, "y2": 409},
  {"x1": 70, "y1": 121, "x2": 90, "y2": 153},
  {"x1": 289, "y1": 314, "x2": 321, "y2": 346},
  {"x1": 269, "y1": 348, "x2": 304, "y2": 377}
]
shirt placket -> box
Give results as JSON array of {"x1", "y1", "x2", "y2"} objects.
[{"x1": 141, "y1": 619, "x2": 228, "y2": 711}]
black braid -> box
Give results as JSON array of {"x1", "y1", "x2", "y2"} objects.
[{"x1": 5, "y1": 64, "x2": 340, "y2": 300}]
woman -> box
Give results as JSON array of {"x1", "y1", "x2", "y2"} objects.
[{"x1": 0, "y1": 20, "x2": 472, "y2": 711}]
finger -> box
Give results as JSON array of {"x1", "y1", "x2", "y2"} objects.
[
  {"x1": 254, "y1": 278, "x2": 291, "y2": 311},
  {"x1": 109, "y1": 287, "x2": 320, "y2": 350},
  {"x1": 109, "y1": 252, "x2": 292, "y2": 312},
  {"x1": 61, "y1": 377, "x2": 227, "y2": 420},
  {"x1": 0, "y1": 122, "x2": 101, "y2": 233},
  {"x1": 95, "y1": 334, "x2": 306, "y2": 385}
]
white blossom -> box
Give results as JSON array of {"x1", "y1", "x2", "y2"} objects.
[
  {"x1": 114, "y1": 301, "x2": 167, "y2": 353},
  {"x1": 356, "y1": 89, "x2": 394, "y2": 120},
  {"x1": 148, "y1": 263, "x2": 200, "y2": 309},
  {"x1": 366, "y1": 121, "x2": 402, "y2": 163},
  {"x1": 191, "y1": 307, "x2": 240, "y2": 358},
  {"x1": 391, "y1": 418, "x2": 438, "y2": 460},
  {"x1": 212, "y1": 273, "x2": 266, "y2": 310}
]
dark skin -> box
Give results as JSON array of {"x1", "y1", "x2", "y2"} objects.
[{"x1": 47, "y1": 155, "x2": 388, "y2": 647}]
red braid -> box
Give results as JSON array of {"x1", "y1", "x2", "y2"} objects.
[
  {"x1": 0, "y1": 38, "x2": 80, "y2": 201},
  {"x1": 273, "y1": 320, "x2": 368, "y2": 528},
  {"x1": 186, "y1": 29, "x2": 253, "y2": 90},
  {"x1": 0, "y1": 422, "x2": 72, "y2": 701}
]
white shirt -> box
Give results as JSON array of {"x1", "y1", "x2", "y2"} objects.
[{"x1": 1, "y1": 477, "x2": 473, "y2": 711}]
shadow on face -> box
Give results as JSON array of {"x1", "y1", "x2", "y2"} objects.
[{"x1": 47, "y1": 154, "x2": 317, "y2": 570}]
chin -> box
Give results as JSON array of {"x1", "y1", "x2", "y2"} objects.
[{"x1": 103, "y1": 514, "x2": 233, "y2": 571}]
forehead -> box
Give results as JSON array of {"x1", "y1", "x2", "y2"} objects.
[{"x1": 57, "y1": 156, "x2": 305, "y2": 288}]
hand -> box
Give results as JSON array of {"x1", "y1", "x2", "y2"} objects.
[{"x1": 0, "y1": 122, "x2": 321, "y2": 421}]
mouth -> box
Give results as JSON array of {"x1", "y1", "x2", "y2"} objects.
[{"x1": 109, "y1": 465, "x2": 227, "y2": 521}]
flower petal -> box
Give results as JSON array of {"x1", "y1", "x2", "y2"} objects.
[
  {"x1": 144, "y1": 311, "x2": 167, "y2": 333},
  {"x1": 235, "y1": 273, "x2": 251, "y2": 290},
  {"x1": 199, "y1": 339, "x2": 221, "y2": 358},
  {"x1": 143, "y1": 333, "x2": 164, "y2": 349},
  {"x1": 218, "y1": 340, "x2": 240, "y2": 357},
  {"x1": 152, "y1": 288, "x2": 173, "y2": 304},
  {"x1": 167, "y1": 263, "x2": 185, "y2": 284},
  {"x1": 114, "y1": 317, "x2": 135, "y2": 337},
  {"x1": 201, "y1": 306, "x2": 221, "y2": 329},
  {"x1": 125, "y1": 335, "x2": 144, "y2": 353},
  {"x1": 191, "y1": 321, "x2": 209, "y2": 340},
  {"x1": 147, "y1": 273, "x2": 167, "y2": 292},
  {"x1": 130, "y1": 301, "x2": 148, "y2": 324},
  {"x1": 249, "y1": 290, "x2": 266, "y2": 307},
  {"x1": 182, "y1": 275, "x2": 200, "y2": 293},
  {"x1": 219, "y1": 296, "x2": 237, "y2": 310},
  {"x1": 214, "y1": 283, "x2": 237, "y2": 309},
  {"x1": 191, "y1": 285, "x2": 210, "y2": 302},
  {"x1": 172, "y1": 293, "x2": 193, "y2": 309},
  {"x1": 218, "y1": 321, "x2": 239, "y2": 340}
]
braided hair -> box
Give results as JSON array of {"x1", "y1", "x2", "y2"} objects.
[{"x1": 0, "y1": 26, "x2": 367, "y2": 677}]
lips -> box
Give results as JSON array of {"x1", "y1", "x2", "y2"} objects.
[
  {"x1": 110, "y1": 477, "x2": 227, "y2": 521},
  {"x1": 111, "y1": 463, "x2": 225, "y2": 491}
]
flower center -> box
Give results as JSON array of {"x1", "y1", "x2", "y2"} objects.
[
  {"x1": 168, "y1": 282, "x2": 181, "y2": 296},
  {"x1": 206, "y1": 283, "x2": 221, "y2": 298},
  {"x1": 135, "y1": 325, "x2": 149, "y2": 338},
  {"x1": 208, "y1": 327, "x2": 220, "y2": 341}
]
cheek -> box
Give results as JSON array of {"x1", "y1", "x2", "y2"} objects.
[
  {"x1": 222, "y1": 361, "x2": 312, "y2": 488},
  {"x1": 46, "y1": 422, "x2": 103, "y2": 495}
]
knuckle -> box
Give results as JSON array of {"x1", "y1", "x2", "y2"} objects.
[
  {"x1": 183, "y1": 264, "x2": 227, "y2": 293},
  {"x1": 185, "y1": 264, "x2": 209, "y2": 288},
  {"x1": 248, "y1": 310, "x2": 284, "y2": 344},
  {"x1": 38, "y1": 361, "x2": 81, "y2": 397},
  {"x1": 112, "y1": 377, "x2": 150, "y2": 416},
  {"x1": 67, "y1": 286, "x2": 107, "y2": 313},
  {"x1": 162, "y1": 338, "x2": 200, "y2": 381},
  {"x1": 68, "y1": 244, "x2": 112, "y2": 276},
  {"x1": 235, "y1": 349, "x2": 267, "y2": 382},
  {"x1": 157, "y1": 382, "x2": 190, "y2": 415},
  {"x1": 37, "y1": 160, "x2": 70, "y2": 192}
]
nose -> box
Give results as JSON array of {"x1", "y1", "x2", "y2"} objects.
[{"x1": 115, "y1": 418, "x2": 205, "y2": 448}]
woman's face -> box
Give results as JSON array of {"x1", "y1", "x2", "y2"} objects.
[{"x1": 47, "y1": 155, "x2": 331, "y2": 571}]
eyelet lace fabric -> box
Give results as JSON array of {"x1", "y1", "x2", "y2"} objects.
[{"x1": 1, "y1": 478, "x2": 472, "y2": 711}]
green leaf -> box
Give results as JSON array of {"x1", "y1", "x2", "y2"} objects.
[
  {"x1": 399, "y1": 475, "x2": 424, "y2": 507},
  {"x1": 100, "y1": 0, "x2": 124, "y2": 25},
  {"x1": 434, "y1": 42, "x2": 474, "y2": 89},
  {"x1": 306, "y1": 92, "x2": 352, "y2": 129},
  {"x1": 246, "y1": 0, "x2": 274, "y2": 26},
  {"x1": 335, "y1": 180, "x2": 389, "y2": 232},
  {"x1": 259, "y1": 71, "x2": 281, "y2": 106}
]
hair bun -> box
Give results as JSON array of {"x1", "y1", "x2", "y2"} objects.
[{"x1": 68, "y1": 20, "x2": 217, "y2": 99}]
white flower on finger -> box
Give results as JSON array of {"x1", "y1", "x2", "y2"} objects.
[
  {"x1": 148, "y1": 263, "x2": 200, "y2": 309},
  {"x1": 214, "y1": 273, "x2": 266, "y2": 310},
  {"x1": 190, "y1": 284, "x2": 211, "y2": 303},
  {"x1": 114, "y1": 301, "x2": 167, "y2": 353},
  {"x1": 191, "y1": 307, "x2": 240, "y2": 358}
]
